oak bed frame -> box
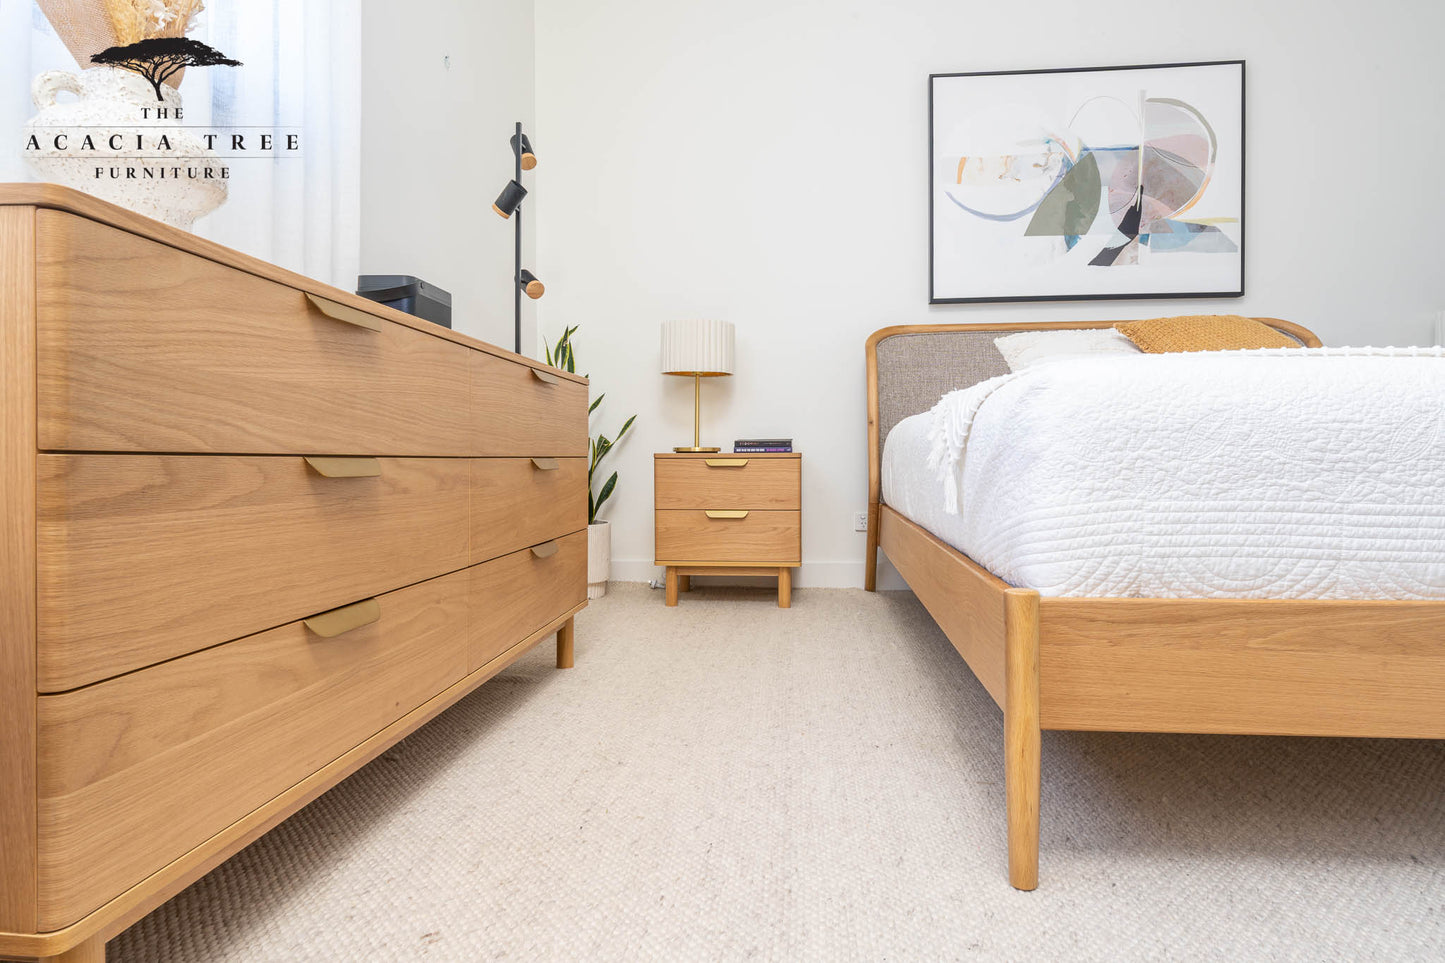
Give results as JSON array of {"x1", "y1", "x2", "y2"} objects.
[{"x1": 863, "y1": 319, "x2": 1445, "y2": 890}]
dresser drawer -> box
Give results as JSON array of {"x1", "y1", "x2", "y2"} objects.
[
  {"x1": 654, "y1": 510, "x2": 801, "y2": 564},
  {"x1": 35, "y1": 571, "x2": 469, "y2": 929},
  {"x1": 37, "y1": 454, "x2": 469, "y2": 691},
  {"x1": 471, "y1": 457, "x2": 588, "y2": 562},
  {"x1": 471, "y1": 351, "x2": 588, "y2": 456},
  {"x1": 36, "y1": 211, "x2": 471, "y2": 454},
  {"x1": 470, "y1": 530, "x2": 587, "y2": 672},
  {"x1": 655, "y1": 454, "x2": 800, "y2": 509}
]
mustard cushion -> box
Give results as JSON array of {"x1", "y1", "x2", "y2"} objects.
[{"x1": 1114, "y1": 315, "x2": 1299, "y2": 353}]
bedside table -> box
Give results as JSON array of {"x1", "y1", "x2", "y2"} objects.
[{"x1": 654, "y1": 452, "x2": 801, "y2": 607}]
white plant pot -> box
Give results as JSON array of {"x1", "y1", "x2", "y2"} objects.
[{"x1": 587, "y1": 521, "x2": 610, "y2": 599}]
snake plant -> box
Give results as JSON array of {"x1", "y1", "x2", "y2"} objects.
[{"x1": 545, "y1": 325, "x2": 636, "y2": 524}]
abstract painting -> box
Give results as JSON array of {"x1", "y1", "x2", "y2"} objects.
[{"x1": 930, "y1": 61, "x2": 1244, "y2": 303}]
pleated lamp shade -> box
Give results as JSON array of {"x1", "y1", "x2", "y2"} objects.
[{"x1": 661, "y1": 319, "x2": 735, "y2": 376}]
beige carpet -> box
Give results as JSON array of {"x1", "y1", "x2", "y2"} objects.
[{"x1": 112, "y1": 584, "x2": 1443, "y2": 961}]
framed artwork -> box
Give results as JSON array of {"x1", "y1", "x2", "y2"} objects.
[{"x1": 929, "y1": 61, "x2": 1244, "y2": 304}]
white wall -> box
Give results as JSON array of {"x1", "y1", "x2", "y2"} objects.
[
  {"x1": 361, "y1": 0, "x2": 536, "y2": 351},
  {"x1": 533, "y1": 0, "x2": 1445, "y2": 588}
]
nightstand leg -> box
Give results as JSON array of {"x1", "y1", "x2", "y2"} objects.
[
  {"x1": 678, "y1": 574, "x2": 691, "y2": 593},
  {"x1": 778, "y1": 567, "x2": 792, "y2": 608},
  {"x1": 665, "y1": 567, "x2": 679, "y2": 606},
  {"x1": 556, "y1": 617, "x2": 574, "y2": 669}
]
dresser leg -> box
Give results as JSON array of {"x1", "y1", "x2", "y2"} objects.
[
  {"x1": 556, "y1": 617, "x2": 575, "y2": 669},
  {"x1": 664, "y1": 567, "x2": 679, "y2": 606},
  {"x1": 777, "y1": 567, "x2": 792, "y2": 608},
  {"x1": 677, "y1": 574, "x2": 691, "y2": 593}
]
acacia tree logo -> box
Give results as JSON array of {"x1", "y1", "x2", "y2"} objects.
[{"x1": 90, "y1": 37, "x2": 242, "y2": 102}]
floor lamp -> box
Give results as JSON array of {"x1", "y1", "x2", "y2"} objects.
[{"x1": 492, "y1": 122, "x2": 543, "y2": 354}]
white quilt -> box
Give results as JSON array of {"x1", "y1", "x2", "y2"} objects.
[{"x1": 880, "y1": 347, "x2": 1445, "y2": 599}]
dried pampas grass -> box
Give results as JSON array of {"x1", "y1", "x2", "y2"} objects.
[
  {"x1": 37, "y1": 0, "x2": 206, "y2": 89},
  {"x1": 103, "y1": 0, "x2": 207, "y2": 44}
]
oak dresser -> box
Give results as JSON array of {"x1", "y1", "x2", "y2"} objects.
[{"x1": 0, "y1": 185, "x2": 589, "y2": 963}]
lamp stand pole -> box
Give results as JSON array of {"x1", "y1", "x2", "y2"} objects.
[
  {"x1": 673, "y1": 372, "x2": 720, "y2": 453},
  {"x1": 513, "y1": 120, "x2": 522, "y2": 355}
]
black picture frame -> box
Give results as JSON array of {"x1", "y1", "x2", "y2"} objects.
[{"x1": 928, "y1": 60, "x2": 1245, "y2": 305}]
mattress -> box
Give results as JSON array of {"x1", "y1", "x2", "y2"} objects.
[{"x1": 881, "y1": 348, "x2": 1445, "y2": 599}]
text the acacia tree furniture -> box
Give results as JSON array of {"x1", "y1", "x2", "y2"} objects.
[
  {"x1": 0, "y1": 184, "x2": 590, "y2": 963},
  {"x1": 654, "y1": 452, "x2": 801, "y2": 607}
]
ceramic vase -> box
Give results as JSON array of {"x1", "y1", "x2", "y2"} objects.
[{"x1": 24, "y1": 66, "x2": 228, "y2": 230}]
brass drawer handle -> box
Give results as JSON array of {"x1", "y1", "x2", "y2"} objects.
[
  {"x1": 304, "y1": 598, "x2": 380, "y2": 638},
  {"x1": 304, "y1": 456, "x2": 381, "y2": 478},
  {"x1": 704, "y1": 458, "x2": 749, "y2": 467},
  {"x1": 530, "y1": 540, "x2": 560, "y2": 559},
  {"x1": 531, "y1": 457, "x2": 559, "y2": 471},
  {"x1": 531, "y1": 368, "x2": 561, "y2": 385},
  {"x1": 704, "y1": 510, "x2": 749, "y2": 519},
  {"x1": 305, "y1": 292, "x2": 384, "y2": 332}
]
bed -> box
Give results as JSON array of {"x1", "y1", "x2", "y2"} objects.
[{"x1": 863, "y1": 320, "x2": 1445, "y2": 890}]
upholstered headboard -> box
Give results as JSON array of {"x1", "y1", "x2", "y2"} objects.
[{"x1": 861, "y1": 318, "x2": 1322, "y2": 587}]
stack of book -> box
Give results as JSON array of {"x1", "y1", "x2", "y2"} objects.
[{"x1": 734, "y1": 438, "x2": 792, "y2": 453}]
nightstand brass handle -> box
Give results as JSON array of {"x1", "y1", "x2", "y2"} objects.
[
  {"x1": 530, "y1": 540, "x2": 560, "y2": 559},
  {"x1": 704, "y1": 510, "x2": 749, "y2": 519},
  {"x1": 305, "y1": 292, "x2": 383, "y2": 332},
  {"x1": 704, "y1": 458, "x2": 749, "y2": 467},
  {"x1": 305, "y1": 456, "x2": 381, "y2": 478},
  {"x1": 304, "y1": 598, "x2": 380, "y2": 638},
  {"x1": 531, "y1": 457, "x2": 559, "y2": 471},
  {"x1": 531, "y1": 368, "x2": 561, "y2": 385}
]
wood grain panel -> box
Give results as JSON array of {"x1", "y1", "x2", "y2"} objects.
[
  {"x1": 877, "y1": 506, "x2": 1007, "y2": 705},
  {"x1": 37, "y1": 455, "x2": 469, "y2": 690},
  {"x1": 470, "y1": 351, "x2": 588, "y2": 456},
  {"x1": 0, "y1": 205, "x2": 37, "y2": 933},
  {"x1": 469, "y1": 531, "x2": 587, "y2": 672},
  {"x1": 654, "y1": 453, "x2": 801, "y2": 509},
  {"x1": 470, "y1": 457, "x2": 587, "y2": 563},
  {"x1": 36, "y1": 571, "x2": 470, "y2": 929},
  {"x1": 654, "y1": 510, "x2": 801, "y2": 564},
  {"x1": 35, "y1": 211, "x2": 471, "y2": 455},
  {"x1": 1037, "y1": 598, "x2": 1445, "y2": 736},
  {"x1": 0, "y1": 183, "x2": 585, "y2": 386},
  {"x1": 0, "y1": 602, "x2": 584, "y2": 963}
]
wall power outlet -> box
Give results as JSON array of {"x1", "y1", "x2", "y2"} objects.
[{"x1": 854, "y1": 511, "x2": 868, "y2": 532}]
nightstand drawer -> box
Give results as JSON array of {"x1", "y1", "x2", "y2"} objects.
[
  {"x1": 654, "y1": 509, "x2": 801, "y2": 564},
  {"x1": 654, "y1": 454, "x2": 800, "y2": 509}
]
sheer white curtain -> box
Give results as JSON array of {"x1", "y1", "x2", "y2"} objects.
[{"x1": 0, "y1": 0, "x2": 360, "y2": 288}]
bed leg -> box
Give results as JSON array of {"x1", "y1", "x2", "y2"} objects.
[
  {"x1": 1004, "y1": 588, "x2": 1041, "y2": 891},
  {"x1": 864, "y1": 503, "x2": 881, "y2": 591}
]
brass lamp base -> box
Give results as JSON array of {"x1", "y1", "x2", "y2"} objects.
[{"x1": 673, "y1": 446, "x2": 721, "y2": 453}]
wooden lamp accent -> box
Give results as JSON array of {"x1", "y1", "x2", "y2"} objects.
[
  {"x1": 519, "y1": 269, "x2": 545, "y2": 300},
  {"x1": 662, "y1": 319, "x2": 734, "y2": 453}
]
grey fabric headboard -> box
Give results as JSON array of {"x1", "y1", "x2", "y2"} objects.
[{"x1": 865, "y1": 319, "x2": 1318, "y2": 500}]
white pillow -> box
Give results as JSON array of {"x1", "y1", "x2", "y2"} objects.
[{"x1": 993, "y1": 328, "x2": 1142, "y2": 372}]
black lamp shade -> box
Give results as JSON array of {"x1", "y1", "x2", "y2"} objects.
[
  {"x1": 511, "y1": 132, "x2": 537, "y2": 171},
  {"x1": 519, "y1": 269, "x2": 545, "y2": 299},
  {"x1": 492, "y1": 179, "x2": 527, "y2": 218}
]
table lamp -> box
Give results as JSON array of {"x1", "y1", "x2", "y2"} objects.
[{"x1": 661, "y1": 319, "x2": 735, "y2": 453}]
